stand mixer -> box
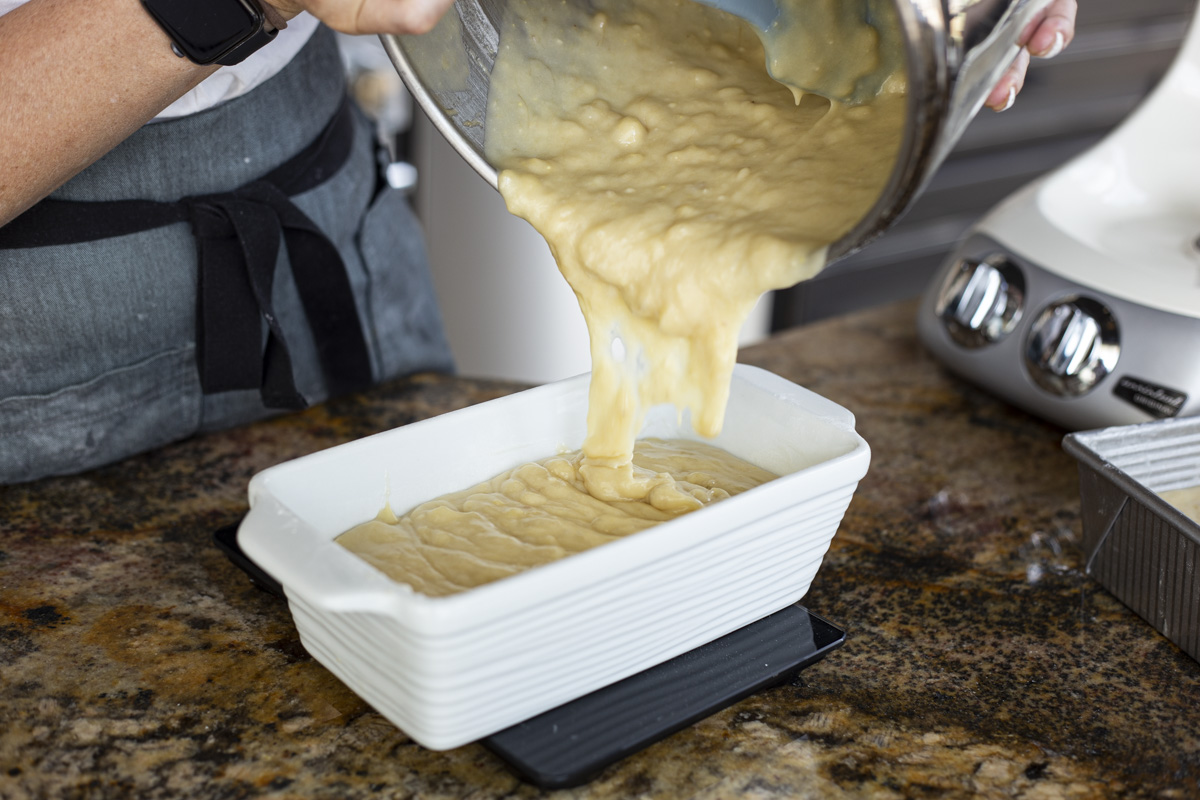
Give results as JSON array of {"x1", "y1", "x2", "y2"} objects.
[{"x1": 918, "y1": 6, "x2": 1200, "y2": 431}]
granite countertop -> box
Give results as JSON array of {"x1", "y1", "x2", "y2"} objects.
[{"x1": 2, "y1": 300, "x2": 1197, "y2": 799}]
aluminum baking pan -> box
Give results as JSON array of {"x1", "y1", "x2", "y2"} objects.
[{"x1": 1064, "y1": 417, "x2": 1200, "y2": 662}]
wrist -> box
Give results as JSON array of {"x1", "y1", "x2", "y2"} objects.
[
  {"x1": 259, "y1": 1, "x2": 302, "y2": 27},
  {"x1": 140, "y1": 0, "x2": 284, "y2": 66}
]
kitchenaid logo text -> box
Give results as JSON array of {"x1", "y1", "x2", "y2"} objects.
[{"x1": 1113, "y1": 377, "x2": 1187, "y2": 419}]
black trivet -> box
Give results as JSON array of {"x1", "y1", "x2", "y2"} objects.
[{"x1": 214, "y1": 524, "x2": 845, "y2": 789}]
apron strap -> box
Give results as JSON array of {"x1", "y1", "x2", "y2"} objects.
[{"x1": 0, "y1": 97, "x2": 373, "y2": 411}]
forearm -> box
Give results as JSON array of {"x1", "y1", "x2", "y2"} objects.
[{"x1": 0, "y1": 0, "x2": 217, "y2": 227}]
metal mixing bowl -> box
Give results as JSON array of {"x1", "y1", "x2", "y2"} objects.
[{"x1": 380, "y1": 0, "x2": 1050, "y2": 262}]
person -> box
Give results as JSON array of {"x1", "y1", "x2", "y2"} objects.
[
  {"x1": 0, "y1": 0, "x2": 1076, "y2": 486},
  {"x1": 0, "y1": 0, "x2": 459, "y2": 485},
  {"x1": 985, "y1": 0, "x2": 1077, "y2": 112}
]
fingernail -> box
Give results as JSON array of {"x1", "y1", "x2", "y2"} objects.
[
  {"x1": 1035, "y1": 30, "x2": 1065, "y2": 59},
  {"x1": 998, "y1": 85, "x2": 1016, "y2": 112}
]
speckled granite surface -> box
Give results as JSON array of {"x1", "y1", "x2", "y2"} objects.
[{"x1": 2, "y1": 300, "x2": 1198, "y2": 799}]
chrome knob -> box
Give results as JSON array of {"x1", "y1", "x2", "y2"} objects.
[
  {"x1": 934, "y1": 254, "x2": 1025, "y2": 348},
  {"x1": 1024, "y1": 297, "x2": 1120, "y2": 397}
]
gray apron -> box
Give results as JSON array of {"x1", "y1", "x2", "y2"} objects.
[{"x1": 0, "y1": 27, "x2": 453, "y2": 484}]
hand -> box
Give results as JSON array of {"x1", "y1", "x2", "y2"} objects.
[
  {"x1": 984, "y1": 0, "x2": 1077, "y2": 112},
  {"x1": 264, "y1": 0, "x2": 456, "y2": 35}
]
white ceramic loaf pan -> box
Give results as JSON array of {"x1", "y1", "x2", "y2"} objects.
[{"x1": 238, "y1": 364, "x2": 870, "y2": 749}]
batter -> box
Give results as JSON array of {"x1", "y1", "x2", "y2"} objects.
[
  {"x1": 759, "y1": 0, "x2": 904, "y2": 104},
  {"x1": 339, "y1": 0, "x2": 904, "y2": 593},
  {"x1": 336, "y1": 439, "x2": 776, "y2": 597},
  {"x1": 1159, "y1": 485, "x2": 1200, "y2": 525},
  {"x1": 485, "y1": 0, "x2": 905, "y2": 494}
]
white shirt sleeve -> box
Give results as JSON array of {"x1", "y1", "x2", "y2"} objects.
[{"x1": 154, "y1": 14, "x2": 321, "y2": 120}]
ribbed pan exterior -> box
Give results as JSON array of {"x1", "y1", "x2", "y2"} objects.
[
  {"x1": 239, "y1": 366, "x2": 871, "y2": 749},
  {"x1": 1064, "y1": 417, "x2": 1200, "y2": 663}
]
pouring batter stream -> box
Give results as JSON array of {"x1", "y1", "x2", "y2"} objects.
[
  {"x1": 337, "y1": 0, "x2": 905, "y2": 594},
  {"x1": 485, "y1": 0, "x2": 906, "y2": 498}
]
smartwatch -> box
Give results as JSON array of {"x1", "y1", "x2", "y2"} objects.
[{"x1": 140, "y1": 0, "x2": 279, "y2": 67}]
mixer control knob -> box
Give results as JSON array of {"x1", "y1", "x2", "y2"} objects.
[
  {"x1": 934, "y1": 254, "x2": 1025, "y2": 348},
  {"x1": 1024, "y1": 296, "x2": 1120, "y2": 397}
]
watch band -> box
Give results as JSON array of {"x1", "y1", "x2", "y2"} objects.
[
  {"x1": 141, "y1": 0, "x2": 280, "y2": 67},
  {"x1": 216, "y1": 22, "x2": 279, "y2": 67}
]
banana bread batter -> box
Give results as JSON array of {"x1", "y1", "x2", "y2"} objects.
[
  {"x1": 336, "y1": 438, "x2": 776, "y2": 597},
  {"x1": 1159, "y1": 485, "x2": 1200, "y2": 525},
  {"x1": 338, "y1": 0, "x2": 903, "y2": 594},
  {"x1": 485, "y1": 0, "x2": 905, "y2": 486}
]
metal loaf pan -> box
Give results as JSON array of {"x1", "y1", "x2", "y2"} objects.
[{"x1": 1063, "y1": 417, "x2": 1200, "y2": 662}]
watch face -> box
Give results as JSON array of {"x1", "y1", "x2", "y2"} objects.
[{"x1": 146, "y1": 0, "x2": 261, "y2": 64}]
